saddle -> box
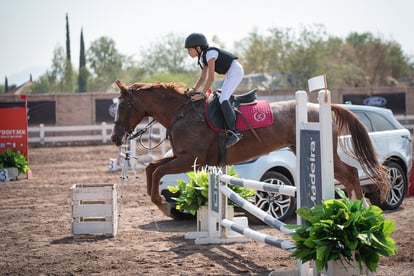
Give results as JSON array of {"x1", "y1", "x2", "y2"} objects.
[
  {"x1": 204, "y1": 89, "x2": 274, "y2": 166},
  {"x1": 205, "y1": 89, "x2": 274, "y2": 132}
]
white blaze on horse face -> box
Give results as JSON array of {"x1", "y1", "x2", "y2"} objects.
[
  {"x1": 112, "y1": 97, "x2": 119, "y2": 122},
  {"x1": 114, "y1": 101, "x2": 119, "y2": 122}
]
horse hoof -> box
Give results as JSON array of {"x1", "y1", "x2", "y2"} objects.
[{"x1": 158, "y1": 203, "x2": 172, "y2": 217}]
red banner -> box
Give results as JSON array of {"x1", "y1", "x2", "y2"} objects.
[{"x1": 0, "y1": 104, "x2": 28, "y2": 161}]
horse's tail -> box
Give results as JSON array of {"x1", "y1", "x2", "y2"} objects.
[{"x1": 331, "y1": 104, "x2": 390, "y2": 201}]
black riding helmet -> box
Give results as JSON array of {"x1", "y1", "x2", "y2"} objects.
[{"x1": 185, "y1": 33, "x2": 209, "y2": 49}]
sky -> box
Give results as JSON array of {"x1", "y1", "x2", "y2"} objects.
[{"x1": 2, "y1": 0, "x2": 414, "y2": 85}]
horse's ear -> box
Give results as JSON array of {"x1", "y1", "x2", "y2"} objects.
[{"x1": 115, "y1": 80, "x2": 128, "y2": 92}]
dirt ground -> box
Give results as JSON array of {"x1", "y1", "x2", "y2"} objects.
[{"x1": 0, "y1": 144, "x2": 413, "y2": 276}]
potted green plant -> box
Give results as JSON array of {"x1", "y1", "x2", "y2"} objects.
[
  {"x1": 0, "y1": 149, "x2": 30, "y2": 180},
  {"x1": 167, "y1": 166, "x2": 255, "y2": 216},
  {"x1": 287, "y1": 189, "x2": 396, "y2": 274}
]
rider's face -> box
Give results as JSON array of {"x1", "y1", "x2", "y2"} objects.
[{"x1": 186, "y1": 47, "x2": 198, "y2": 58}]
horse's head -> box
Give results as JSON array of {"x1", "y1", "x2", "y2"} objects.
[{"x1": 111, "y1": 80, "x2": 145, "y2": 146}]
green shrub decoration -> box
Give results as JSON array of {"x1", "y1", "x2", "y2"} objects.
[
  {"x1": 167, "y1": 166, "x2": 255, "y2": 215},
  {"x1": 0, "y1": 149, "x2": 30, "y2": 174},
  {"x1": 286, "y1": 189, "x2": 396, "y2": 273}
]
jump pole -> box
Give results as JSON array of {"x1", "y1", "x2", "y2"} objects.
[{"x1": 185, "y1": 169, "x2": 296, "y2": 249}]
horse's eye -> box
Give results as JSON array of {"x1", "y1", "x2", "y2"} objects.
[{"x1": 118, "y1": 103, "x2": 127, "y2": 111}]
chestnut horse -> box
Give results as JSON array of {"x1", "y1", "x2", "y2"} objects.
[{"x1": 111, "y1": 80, "x2": 389, "y2": 215}]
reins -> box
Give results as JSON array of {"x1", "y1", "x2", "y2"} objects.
[
  {"x1": 128, "y1": 118, "x2": 156, "y2": 140},
  {"x1": 128, "y1": 118, "x2": 167, "y2": 150}
]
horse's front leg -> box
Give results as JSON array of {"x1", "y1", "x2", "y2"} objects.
[
  {"x1": 148, "y1": 156, "x2": 197, "y2": 215},
  {"x1": 145, "y1": 157, "x2": 174, "y2": 197}
]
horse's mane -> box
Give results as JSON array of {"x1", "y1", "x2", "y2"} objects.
[{"x1": 129, "y1": 82, "x2": 186, "y2": 95}]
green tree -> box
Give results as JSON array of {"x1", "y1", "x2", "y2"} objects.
[
  {"x1": 63, "y1": 60, "x2": 76, "y2": 92},
  {"x1": 77, "y1": 28, "x2": 89, "y2": 92},
  {"x1": 285, "y1": 25, "x2": 333, "y2": 88},
  {"x1": 235, "y1": 29, "x2": 274, "y2": 74},
  {"x1": 30, "y1": 74, "x2": 53, "y2": 93},
  {"x1": 138, "y1": 71, "x2": 199, "y2": 87},
  {"x1": 4, "y1": 76, "x2": 8, "y2": 92},
  {"x1": 139, "y1": 33, "x2": 190, "y2": 74},
  {"x1": 31, "y1": 46, "x2": 66, "y2": 93},
  {"x1": 237, "y1": 26, "x2": 413, "y2": 88},
  {"x1": 333, "y1": 32, "x2": 412, "y2": 86},
  {"x1": 87, "y1": 36, "x2": 125, "y2": 91},
  {"x1": 50, "y1": 45, "x2": 66, "y2": 90},
  {"x1": 115, "y1": 63, "x2": 146, "y2": 85},
  {"x1": 31, "y1": 45, "x2": 76, "y2": 93},
  {"x1": 237, "y1": 26, "x2": 325, "y2": 88}
]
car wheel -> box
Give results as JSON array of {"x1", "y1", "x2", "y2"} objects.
[
  {"x1": 368, "y1": 161, "x2": 407, "y2": 210},
  {"x1": 247, "y1": 171, "x2": 296, "y2": 223}
]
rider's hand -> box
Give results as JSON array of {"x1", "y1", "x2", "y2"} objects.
[{"x1": 191, "y1": 94, "x2": 205, "y2": 101}]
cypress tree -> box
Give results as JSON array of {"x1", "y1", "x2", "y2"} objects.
[
  {"x1": 5, "y1": 76, "x2": 8, "y2": 92},
  {"x1": 79, "y1": 29, "x2": 86, "y2": 68},
  {"x1": 78, "y1": 28, "x2": 88, "y2": 92},
  {"x1": 65, "y1": 13, "x2": 71, "y2": 61},
  {"x1": 63, "y1": 13, "x2": 75, "y2": 92}
]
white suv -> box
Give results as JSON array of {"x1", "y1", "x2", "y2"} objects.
[{"x1": 160, "y1": 104, "x2": 412, "y2": 221}]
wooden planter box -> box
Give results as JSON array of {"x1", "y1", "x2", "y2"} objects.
[{"x1": 71, "y1": 183, "x2": 118, "y2": 238}]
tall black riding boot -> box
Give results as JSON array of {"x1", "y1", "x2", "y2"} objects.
[{"x1": 220, "y1": 100, "x2": 243, "y2": 148}]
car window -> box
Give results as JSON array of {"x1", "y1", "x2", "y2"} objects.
[
  {"x1": 353, "y1": 111, "x2": 396, "y2": 132},
  {"x1": 353, "y1": 112, "x2": 373, "y2": 132}
]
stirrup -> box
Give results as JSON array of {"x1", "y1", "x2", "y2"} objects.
[{"x1": 226, "y1": 132, "x2": 242, "y2": 148}]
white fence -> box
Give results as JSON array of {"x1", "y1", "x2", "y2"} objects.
[
  {"x1": 28, "y1": 123, "x2": 113, "y2": 144},
  {"x1": 28, "y1": 122, "x2": 166, "y2": 145}
]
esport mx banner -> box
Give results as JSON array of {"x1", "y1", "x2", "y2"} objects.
[{"x1": 0, "y1": 100, "x2": 29, "y2": 160}]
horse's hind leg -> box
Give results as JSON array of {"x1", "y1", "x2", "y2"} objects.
[{"x1": 333, "y1": 153, "x2": 363, "y2": 200}]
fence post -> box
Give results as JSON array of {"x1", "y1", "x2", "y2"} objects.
[
  {"x1": 101, "y1": 122, "x2": 107, "y2": 143},
  {"x1": 39, "y1": 124, "x2": 45, "y2": 145}
]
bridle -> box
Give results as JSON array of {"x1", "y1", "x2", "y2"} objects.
[
  {"x1": 114, "y1": 89, "x2": 140, "y2": 135},
  {"x1": 114, "y1": 89, "x2": 166, "y2": 148}
]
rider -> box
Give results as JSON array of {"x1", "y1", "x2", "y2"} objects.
[{"x1": 185, "y1": 32, "x2": 244, "y2": 148}]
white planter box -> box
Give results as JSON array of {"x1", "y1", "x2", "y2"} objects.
[
  {"x1": 0, "y1": 167, "x2": 18, "y2": 182},
  {"x1": 323, "y1": 258, "x2": 374, "y2": 276},
  {"x1": 71, "y1": 183, "x2": 118, "y2": 238}
]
